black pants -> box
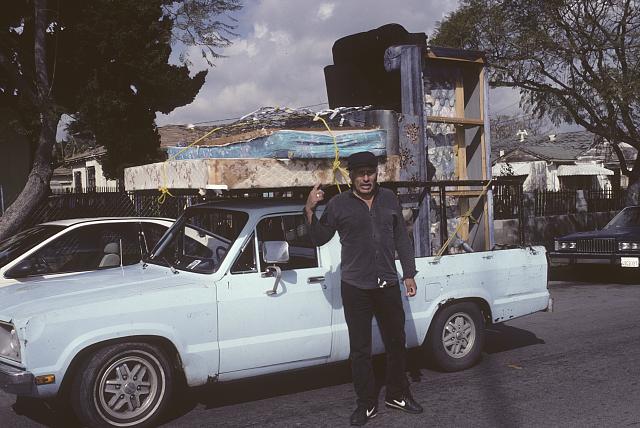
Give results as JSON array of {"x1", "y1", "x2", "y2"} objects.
[{"x1": 341, "y1": 281, "x2": 409, "y2": 407}]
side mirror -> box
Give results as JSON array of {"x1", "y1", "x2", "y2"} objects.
[
  {"x1": 262, "y1": 241, "x2": 289, "y2": 264},
  {"x1": 261, "y1": 241, "x2": 289, "y2": 296}
]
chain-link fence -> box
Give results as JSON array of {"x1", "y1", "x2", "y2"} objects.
[{"x1": 20, "y1": 189, "x2": 205, "y2": 230}]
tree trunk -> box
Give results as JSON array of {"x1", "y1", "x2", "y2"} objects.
[
  {"x1": 0, "y1": 0, "x2": 58, "y2": 241},
  {"x1": 626, "y1": 176, "x2": 640, "y2": 207},
  {"x1": 624, "y1": 157, "x2": 640, "y2": 207}
]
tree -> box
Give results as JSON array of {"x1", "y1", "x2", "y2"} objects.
[
  {"x1": 0, "y1": 0, "x2": 241, "y2": 240},
  {"x1": 432, "y1": 0, "x2": 640, "y2": 204},
  {"x1": 491, "y1": 113, "x2": 551, "y2": 141}
]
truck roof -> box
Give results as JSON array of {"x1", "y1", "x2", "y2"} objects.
[{"x1": 188, "y1": 199, "x2": 308, "y2": 215}]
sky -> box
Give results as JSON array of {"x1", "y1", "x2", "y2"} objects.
[{"x1": 155, "y1": 0, "x2": 524, "y2": 127}]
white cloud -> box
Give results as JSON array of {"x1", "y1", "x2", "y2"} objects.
[
  {"x1": 157, "y1": 0, "x2": 464, "y2": 126},
  {"x1": 316, "y1": 3, "x2": 336, "y2": 21},
  {"x1": 253, "y1": 23, "x2": 269, "y2": 39}
]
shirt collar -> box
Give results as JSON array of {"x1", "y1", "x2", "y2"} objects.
[{"x1": 349, "y1": 184, "x2": 379, "y2": 201}]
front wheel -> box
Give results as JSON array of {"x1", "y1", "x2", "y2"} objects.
[
  {"x1": 71, "y1": 342, "x2": 173, "y2": 428},
  {"x1": 425, "y1": 302, "x2": 485, "y2": 372}
]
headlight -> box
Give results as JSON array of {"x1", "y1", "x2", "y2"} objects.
[
  {"x1": 618, "y1": 242, "x2": 640, "y2": 251},
  {"x1": 557, "y1": 241, "x2": 576, "y2": 250},
  {"x1": 0, "y1": 322, "x2": 21, "y2": 362}
]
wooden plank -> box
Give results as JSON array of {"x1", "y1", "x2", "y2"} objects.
[
  {"x1": 444, "y1": 189, "x2": 489, "y2": 197},
  {"x1": 426, "y1": 52, "x2": 485, "y2": 64},
  {"x1": 454, "y1": 71, "x2": 469, "y2": 240},
  {"x1": 387, "y1": 44, "x2": 430, "y2": 257},
  {"x1": 427, "y1": 115, "x2": 484, "y2": 126}
]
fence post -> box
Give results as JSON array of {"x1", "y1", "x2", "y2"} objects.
[
  {"x1": 521, "y1": 192, "x2": 535, "y2": 245},
  {"x1": 576, "y1": 189, "x2": 587, "y2": 213}
]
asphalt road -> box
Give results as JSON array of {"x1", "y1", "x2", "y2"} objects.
[{"x1": 2, "y1": 265, "x2": 640, "y2": 427}]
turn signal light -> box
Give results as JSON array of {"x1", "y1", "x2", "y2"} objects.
[{"x1": 35, "y1": 374, "x2": 55, "y2": 385}]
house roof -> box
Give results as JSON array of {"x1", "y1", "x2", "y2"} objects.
[
  {"x1": 557, "y1": 164, "x2": 614, "y2": 176},
  {"x1": 65, "y1": 146, "x2": 107, "y2": 162},
  {"x1": 492, "y1": 131, "x2": 598, "y2": 163}
]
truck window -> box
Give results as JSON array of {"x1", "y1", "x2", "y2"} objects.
[
  {"x1": 230, "y1": 234, "x2": 257, "y2": 274},
  {"x1": 256, "y1": 215, "x2": 318, "y2": 271},
  {"x1": 140, "y1": 222, "x2": 170, "y2": 255},
  {"x1": 148, "y1": 208, "x2": 248, "y2": 274}
]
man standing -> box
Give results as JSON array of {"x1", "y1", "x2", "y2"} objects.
[{"x1": 304, "y1": 151, "x2": 423, "y2": 426}]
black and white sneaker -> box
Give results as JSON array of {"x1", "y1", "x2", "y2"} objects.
[
  {"x1": 350, "y1": 403, "x2": 378, "y2": 426},
  {"x1": 384, "y1": 393, "x2": 423, "y2": 414}
]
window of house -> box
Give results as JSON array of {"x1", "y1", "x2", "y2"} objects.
[
  {"x1": 87, "y1": 166, "x2": 96, "y2": 192},
  {"x1": 74, "y1": 171, "x2": 83, "y2": 192}
]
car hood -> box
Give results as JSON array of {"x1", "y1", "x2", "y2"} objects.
[
  {"x1": 559, "y1": 227, "x2": 640, "y2": 240},
  {"x1": 0, "y1": 264, "x2": 206, "y2": 321}
]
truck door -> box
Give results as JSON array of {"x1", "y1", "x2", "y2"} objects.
[{"x1": 217, "y1": 213, "x2": 333, "y2": 373}]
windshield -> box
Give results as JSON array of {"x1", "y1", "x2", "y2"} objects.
[
  {"x1": 148, "y1": 208, "x2": 248, "y2": 274},
  {"x1": 605, "y1": 207, "x2": 640, "y2": 229},
  {"x1": 0, "y1": 225, "x2": 65, "y2": 269}
]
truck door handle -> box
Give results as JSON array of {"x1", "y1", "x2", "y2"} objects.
[{"x1": 307, "y1": 276, "x2": 325, "y2": 284}]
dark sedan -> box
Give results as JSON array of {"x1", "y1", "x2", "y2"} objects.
[{"x1": 549, "y1": 206, "x2": 640, "y2": 267}]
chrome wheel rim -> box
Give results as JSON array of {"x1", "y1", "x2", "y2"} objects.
[
  {"x1": 95, "y1": 351, "x2": 165, "y2": 426},
  {"x1": 442, "y1": 312, "x2": 476, "y2": 359}
]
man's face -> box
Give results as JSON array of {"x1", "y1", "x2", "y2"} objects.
[{"x1": 350, "y1": 166, "x2": 378, "y2": 196}]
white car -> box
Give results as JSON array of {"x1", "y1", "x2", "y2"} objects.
[{"x1": 0, "y1": 217, "x2": 174, "y2": 287}]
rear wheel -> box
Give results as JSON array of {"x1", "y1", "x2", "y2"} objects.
[
  {"x1": 71, "y1": 342, "x2": 173, "y2": 428},
  {"x1": 425, "y1": 302, "x2": 485, "y2": 372}
]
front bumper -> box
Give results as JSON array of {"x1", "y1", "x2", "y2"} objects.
[
  {"x1": 0, "y1": 362, "x2": 34, "y2": 395},
  {"x1": 548, "y1": 252, "x2": 639, "y2": 267}
]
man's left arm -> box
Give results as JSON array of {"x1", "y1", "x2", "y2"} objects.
[{"x1": 392, "y1": 195, "x2": 418, "y2": 297}]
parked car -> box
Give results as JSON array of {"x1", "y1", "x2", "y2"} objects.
[
  {"x1": 549, "y1": 206, "x2": 640, "y2": 267},
  {"x1": 0, "y1": 200, "x2": 550, "y2": 428},
  {"x1": 0, "y1": 217, "x2": 173, "y2": 287}
]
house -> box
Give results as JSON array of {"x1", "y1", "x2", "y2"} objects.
[
  {"x1": 491, "y1": 131, "x2": 637, "y2": 191},
  {"x1": 50, "y1": 167, "x2": 73, "y2": 193},
  {"x1": 63, "y1": 146, "x2": 118, "y2": 192}
]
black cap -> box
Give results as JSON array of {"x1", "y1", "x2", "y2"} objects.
[{"x1": 347, "y1": 151, "x2": 378, "y2": 170}]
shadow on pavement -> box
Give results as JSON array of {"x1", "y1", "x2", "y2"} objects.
[
  {"x1": 11, "y1": 396, "x2": 80, "y2": 428},
  {"x1": 9, "y1": 326, "x2": 544, "y2": 426},
  {"x1": 165, "y1": 350, "x2": 431, "y2": 423},
  {"x1": 549, "y1": 265, "x2": 640, "y2": 284},
  {"x1": 483, "y1": 323, "x2": 545, "y2": 355}
]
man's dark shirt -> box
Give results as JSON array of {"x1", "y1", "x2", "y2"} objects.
[{"x1": 308, "y1": 186, "x2": 417, "y2": 289}]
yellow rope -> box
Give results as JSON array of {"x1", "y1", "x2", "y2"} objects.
[
  {"x1": 313, "y1": 115, "x2": 350, "y2": 192},
  {"x1": 158, "y1": 108, "x2": 348, "y2": 202},
  {"x1": 158, "y1": 126, "x2": 222, "y2": 203},
  {"x1": 434, "y1": 180, "x2": 493, "y2": 260}
]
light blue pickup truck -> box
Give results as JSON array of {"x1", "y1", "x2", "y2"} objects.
[{"x1": 0, "y1": 200, "x2": 550, "y2": 427}]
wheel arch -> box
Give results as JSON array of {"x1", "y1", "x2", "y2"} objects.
[
  {"x1": 57, "y1": 335, "x2": 183, "y2": 402},
  {"x1": 423, "y1": 296, "x2": 492, "y2": 345}
]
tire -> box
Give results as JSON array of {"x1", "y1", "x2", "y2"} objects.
[
  {"x1": 71, "y1": 342, "x2": 173, "y2": 428},
  {"x1": 425, "y1": 302, "x2": 485, "y2": 372}
]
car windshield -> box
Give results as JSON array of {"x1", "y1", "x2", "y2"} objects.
[
  {"x1": 147, "y1": 208, "x2": 248, "y2": 274},
  {"x1": 605, "y1": 207, "x2": 640, "y2": 229},
  {"x1": 0, "y1": 225, "x2": 65, "y2": 269}
]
